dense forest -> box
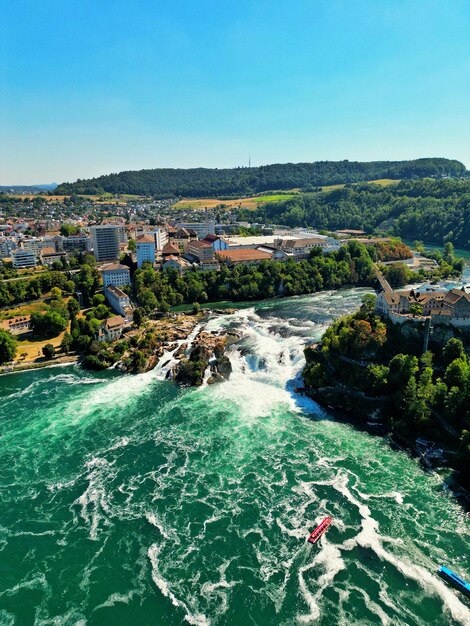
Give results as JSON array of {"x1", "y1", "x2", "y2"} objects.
[
  {"x1": 249, "y1": 178, "x2": 470, "y2": 248},
  {"x1": 303, "y1": 297, "x2": 470, "y2": 488},
  {"x1": 54, "y1": 159, "x2": 466, "y2": 197}
]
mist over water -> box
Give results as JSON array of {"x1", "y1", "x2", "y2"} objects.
[{"x1": 1, "y1": 289, "x2": 469, "y2": 625}]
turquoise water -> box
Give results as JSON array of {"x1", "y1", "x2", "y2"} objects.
[{"x1": 1, "y1": 290, "x2": 469, "y2": 625}]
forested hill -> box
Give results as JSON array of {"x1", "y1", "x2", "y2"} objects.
[
  {"x1": 250, "y1": 178, "x2": 470, "y2": 248},
  {"x1": 55, "y1": 158, "x2": 466, "y2": 197}
]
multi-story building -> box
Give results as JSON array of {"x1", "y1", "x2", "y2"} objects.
[
  {"x1": 100, "y1": 263, "x2": 131, "y2": 289},
  {"x1": 12, "y1": 249, "x2": 37, "y2": 269},
  {"x1": 136, "y1": 235, "x2": 156, "y2": 268},
  {"x1": 21, "y1": 238, "x2": 42, "y2": 255},
  {"x1": 90, "y1": 225, "x2": 120, "y2": 262},
  {"x1": 63, "y1": 234, "x2": 91, "y2": 253},
  {"x1": 376, "y1": 284, "x2": 470, "y2": 327},
  {"x1": 175, "y1": 221, "x2": 216, "y2": 238},
  {"x1": 201, "y1": 234, "x2": 229, "y2": 253},
  {"x1": 105, "y1": 285, "x2": 133, "y2": 319},
  {"x1": 275, "y1": 237, "x2": 329, "y2": 259},
  {"x1": 185, "y1": 239, "x2": 214, "y2": 262},
  {"x1": 215, "y1": 249, "x2": 273, "y2": 267},
  {"x1": 95, "y1": 315, "x2": 128, "y2": 342},
  {"x1": 0, "y1": 316, "x2": 31, "y2": 334},
  {"x1": 0, "y1": 238, "x2": 16, "y2": 258},
  {"x1": 40, "y1": 248, "x2": 67, "y2": 267}
]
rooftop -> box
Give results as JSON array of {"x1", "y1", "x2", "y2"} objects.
[
  {"x1": 99, "y1": 263, "x2": 130, "y2": 272},
  {"x1": 136, "y1": 234, "x2": 155, "y2": 244},
  {"x1": 216, "y1": 249, "x2": 272, "y2": 262},
  {"x1": 106, "y1": 284, "x2": 129, "y2": 298}
]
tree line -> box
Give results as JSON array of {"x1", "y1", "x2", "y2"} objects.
[
  {"x1": 54, "y1": 159, "x2": 466, "y2": 197},
  {"x1": 248, "y1": 178, "x2": 470, "y2": 248},
  {"x1": 133, "y1": 242, "x2": 376, "y2": 311}
]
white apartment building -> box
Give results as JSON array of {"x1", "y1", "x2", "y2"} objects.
[
  {"x1": 175, "y1": 221, "x2": 216, "y2": 238},
  {"x1": 100, "y1": 263, "x2": 131, "y2": 289},
  {"x1": 12, "y1": 249, "x2": 37, "y2": 269},
  {"x1": 105, "y1": 285, "x2": 133, "y2": 319},
  {"x1": 91, "y1": 225, "x2": 120, "y2": 262}
]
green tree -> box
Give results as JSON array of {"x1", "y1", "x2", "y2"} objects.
[
  {"x1": 92, "y1": 293, "x2": 106, "y2": 307},
  {"x1": 0, "y1": 329, "x2": 16, "y2": 364},
  {"x1": 409, "y1": 303, "x2": 423, "y2": 317},
  {"x1": 442, "y1": 338, "x2": 465, "y2": 367},
  {"x1": 67, "y1": 297, "x2": 80, "y2": 316},
  {"x1": 42, "y1": 343, "x2": 55, "y2": 359},
  {"x1": 31, "y1": 310, "x2": 68, "y2": 337},
  {"x1": 60, "y1": 332, "x2": 73, "y2": 354},
  {"x1": 133, "y1": 308, "x2": 146, "y2": 327}
]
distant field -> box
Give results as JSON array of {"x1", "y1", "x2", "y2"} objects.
[
  {"x1": 320, "y1": 179, "x2": 400, "y2": 191},
  {"x1": 174, "y1": 193, "x2": 298, "y2": 211}
]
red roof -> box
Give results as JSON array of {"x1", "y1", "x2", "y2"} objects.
[
  {"x1": 162, "y1": 243, "x2": 180, "y2": 255},
  {"x1": 202, "y1": 234, "x2": 219, "y2": 243},
  {"x1": 216, "y1": 249, "x2": 272, "y2": 263},
  {"x1": 136, "y1": 234, "x2": 155, "y2": 243},
  {"x1": 188, "y1": 240, "x2": 211, "y2": 249}
]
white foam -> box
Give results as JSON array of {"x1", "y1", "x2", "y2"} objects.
[{"x1": 148, "y1": 544, "x2": 210, "y2": 626}]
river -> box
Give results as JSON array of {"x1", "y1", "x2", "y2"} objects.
[{"x1": 1, "y1": 288, "x2": 469, "y2": 625}]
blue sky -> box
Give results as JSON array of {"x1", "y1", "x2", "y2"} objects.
[{"x1": 1, "y1": 0, "x2": 470, "y2": 184}]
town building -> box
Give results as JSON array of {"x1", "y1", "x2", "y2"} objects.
[
  {"x1": 40, "y1": 248, "x2": 67, "y2": 267},
  {"x1": 90, "y1": 225, "x2": 120, "y2": 262},
  {"x1": 275, "y1": 237, "x2": 330, "y2": 259},
  {"x1": 136, "y1": 234, "x2": 156, "y2": 268},
  {"x1": 100, "y1": 263, "x2": 131, "y2": 289},
  {"x1": 215, "y1": 249, "x2": 273, "y2": 267},
  {"x1": 11, "y1": 249, "x2": 37, "y2": 269},
  {"x1": 198, "y1": 259, "x2": 220, "y2": 272},
  {"x1": 95, "y1": 315, "x2": 128, "y2": 342},
  {"x1": 21, "y1": 238, "x2": 43, "y2": 255},
  {"x1": 200, "y1": 234, "x2": 229, "y2": 253},
  {"x1": 63, "y1": 234, "x2": 91, "y2": 253},
  {"x1": 376, "y1": 282, "x2": 470, "y2": 327},
  {"x1": 185, "y1": 239, "x2": 214, "y2": 262},
  {"x1": 162, "y1": 256, "x2": 191, "y2": 272},
  {"x1": 175, "y1": 221, "x2": 216, "y2": 238},
  {"x1": 161, "y1": 242, "x2": 181, "y2": 259},
  {"x1": 0, "y1": 238, "x2": 16, "y2": 258},
  {"x1": 144, "y1": 227, "x2": 168, "y2": 250},
  {"x1": 0, "y1": 316, "x2": 31, "y2": 334},
  {"x1": 105, "y1": 284, "x2": 133, "y2": 319},
  {"x1": 173, "y1": 227, "x2": 198, "y2": 249}
]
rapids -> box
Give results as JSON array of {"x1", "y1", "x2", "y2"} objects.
[{"x1": 0, "y1": 288, "x2": 469, "y2": 625}]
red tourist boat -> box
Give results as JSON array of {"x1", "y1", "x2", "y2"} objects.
[{"x1": 307, "y1": 516, "x2": 333, "y2": 544}]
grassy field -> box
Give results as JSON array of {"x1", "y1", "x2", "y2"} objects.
[
  {"x1": 173, "y1": 193, "x2": 298, "y2": 211},
  {"x1": 15, "y1": 329, "x2": 68, "y2": 361},
  {"x1": 0, "y1": 300, "x2": 48, "y2": 321},
  {"x1": 320, "y1": 178, "x2": 400, "y2": 191}
]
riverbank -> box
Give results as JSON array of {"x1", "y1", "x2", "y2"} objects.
[{"x1": 301, "y1": 304, "x2": 470, "y2": 498}]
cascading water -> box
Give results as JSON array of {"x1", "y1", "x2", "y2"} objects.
[{"x1": 0, "y1": 288, "x2": 469, "y2": 626}]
